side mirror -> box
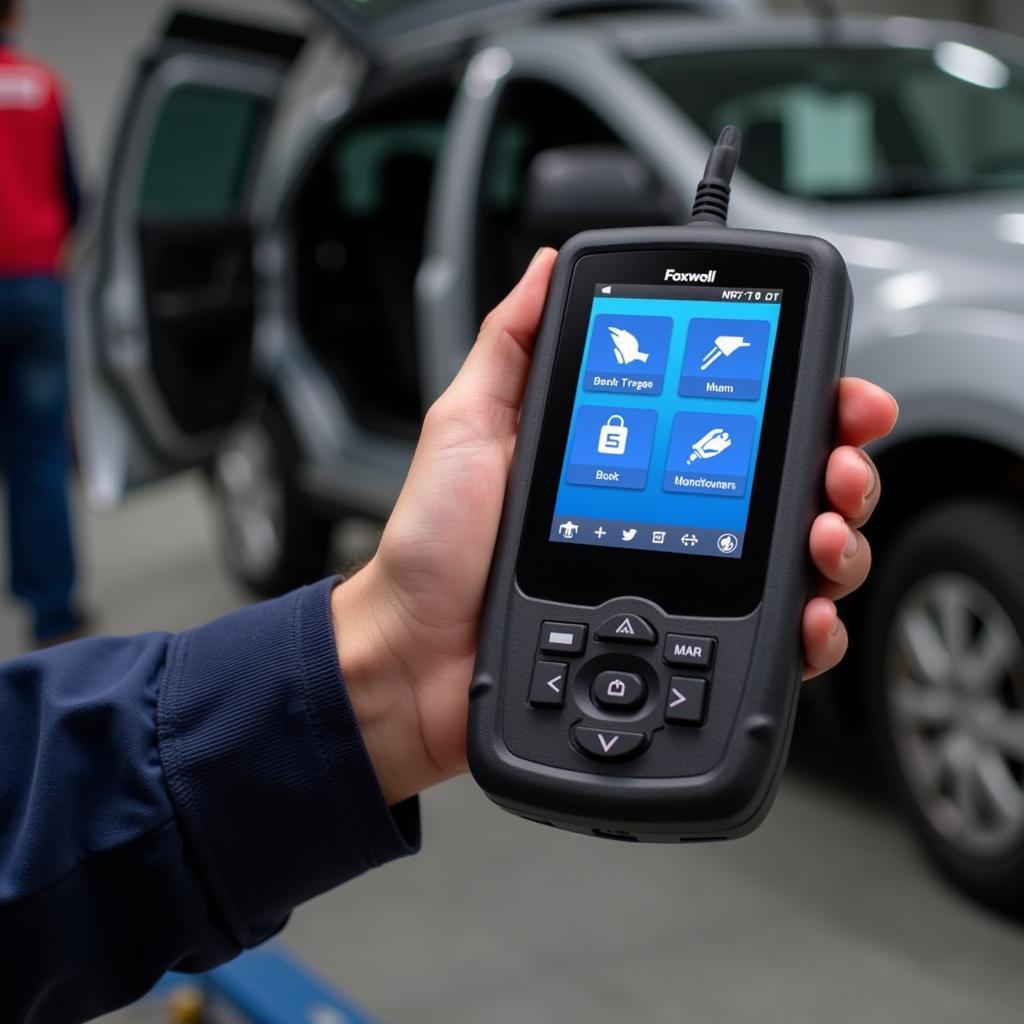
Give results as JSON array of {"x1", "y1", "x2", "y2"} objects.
[{"x1": 522, "y1": 145, "x2": 680, "y2": 248}]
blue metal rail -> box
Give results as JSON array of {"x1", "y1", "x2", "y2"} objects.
[{"x1": 149, "y1": 944, "x2": 379, "y2": 1024}]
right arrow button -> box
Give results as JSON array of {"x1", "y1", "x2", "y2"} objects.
[{"x1": 665, "y1": 676, "x2": 708, "y2": 726}]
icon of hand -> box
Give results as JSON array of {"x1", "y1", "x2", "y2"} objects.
[{"x1": 608, "y1": 326, "x2": 650, "y2": 365}]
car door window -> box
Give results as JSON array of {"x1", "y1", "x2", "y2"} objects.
[
  {"x1": 134, "y1": 83, "x2": 272, "y2": 435},
  {"x1": 138, "y1": 85, "x2": 266, "y2": 220},
  {"x1": 637, "y1": 45, "x2": 1024, "y2": 199}
]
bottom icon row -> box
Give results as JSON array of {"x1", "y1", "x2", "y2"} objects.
[{"x1": 554, "y1": 519, "x2": 741, "y2": 556}]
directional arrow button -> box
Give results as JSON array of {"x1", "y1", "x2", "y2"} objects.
[
  {"x1": 665, "y1": 676, "x2": 707, "y2": 725},
  {"x1": 595, "y1": 614, "x2": 656, "y2": 645},
  {"x1": 574, "y1": 726, "x2": 646, "y2": 760},
  {"x1": 529, "y1": 661, "x2": 568, "y2": 707}
]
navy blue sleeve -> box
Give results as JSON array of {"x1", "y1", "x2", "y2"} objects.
[
  {"x1": 57, "y1": 111, "x2": 82, "y2": 228},
  {"x1": 0, "y1": 578, "x2": 419, "y2": 1024}
]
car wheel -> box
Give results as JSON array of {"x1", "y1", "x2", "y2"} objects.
[
  {"x1": 211, "y1": 405, "x2": 333, "y2": 597},
  {"x1": 868, "y1": 499, "x2": 1024, "y2": 917}
]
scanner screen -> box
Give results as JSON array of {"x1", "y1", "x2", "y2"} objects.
[{"x1": 549, "y1": 282, "x2": 783, "y2": 559}]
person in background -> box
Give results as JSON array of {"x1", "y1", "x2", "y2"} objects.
[{"x1": 0, "y1": 0, "x2": 84, "y2": 646}]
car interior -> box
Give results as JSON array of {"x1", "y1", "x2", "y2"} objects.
[
  {"x1": 474, "y1": 79, "x2": 679, "y2": 319},
  {"x1": 291, "y1": 83, "x2": 456, "y2": 440}
]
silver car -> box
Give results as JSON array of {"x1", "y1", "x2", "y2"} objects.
[{"x1": 74, "y1": 0, "x2": 1024, "y2": 914}]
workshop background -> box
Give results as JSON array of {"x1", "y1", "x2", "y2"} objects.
[{"x1": 4, "y1": 1, "x2": 1024, "y2": 1022}]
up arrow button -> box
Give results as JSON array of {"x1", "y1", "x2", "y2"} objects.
[{"x1": 596, "y1": 614, "x2": 656, "y2": 645}]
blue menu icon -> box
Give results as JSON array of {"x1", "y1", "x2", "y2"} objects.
[
  {"x1": 663, "y1": 411, "x2": 756, "y2": 497},
  {"x1": 679, "y1": 318, "x2": 770, "y2": 401},
  {"x1": 583, "y1": 314, "x2": 672, "y2": 397},
  {"x1": 566, "y1": 406, "x2": 657, "y2": 490}
]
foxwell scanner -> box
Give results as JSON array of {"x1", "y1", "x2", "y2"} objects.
[{"x1": 467, "y1": 127, "x2": 853, "y2": 842}]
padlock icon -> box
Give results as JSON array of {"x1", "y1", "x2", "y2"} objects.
[
  {"x1": 606, "y1": 679, "x2": 627, "y2": 699},
  {"x1": 597, "y1": 414, "x2": 629, "y2": 455}
]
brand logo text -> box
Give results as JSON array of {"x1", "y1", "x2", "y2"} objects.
[{"x1": 664, "y1": 268, "x2": 717, "y2": 283}]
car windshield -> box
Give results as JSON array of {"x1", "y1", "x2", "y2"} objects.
[{"x1": 635, "y1": 43, "x2": 1024, "y2": 200}]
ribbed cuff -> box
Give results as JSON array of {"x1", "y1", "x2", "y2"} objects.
[{"x1": 157, "y1": 579, "x2": 420, "y2": 946}]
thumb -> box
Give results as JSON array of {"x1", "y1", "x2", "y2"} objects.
[{"x1": 448, "y1": 248, "x2": 557, "y2": 419}]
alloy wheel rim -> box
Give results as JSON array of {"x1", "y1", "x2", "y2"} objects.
[
  {"x1": 886, "y1": 571, "x2": 1024, "y2": 858},
  {"x1": 214, "y1": 421, "x2": 285, "y2": 580}
]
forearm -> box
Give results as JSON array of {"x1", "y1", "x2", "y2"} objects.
[{"x1": 0, "y1": 581, "x2": 418, "y2": 1023}]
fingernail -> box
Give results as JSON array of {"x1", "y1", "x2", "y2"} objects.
[
  {"x1": 890, "y1": 394, "x2": 900, "y2": 421},
  {"x1": 862, "y1": 455, "x2": 877, "y2": 499},
  {"x1": 843, "y1": 526, "x2": 859, "y2": 558},
  {"x1": 830, "y1": 616, "x2": 841, "y2": 637},
  {"x1": 529, "y1": 247, "x2": 547, "y2": 268}
]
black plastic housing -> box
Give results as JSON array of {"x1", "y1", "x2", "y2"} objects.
[{"x1": 468, "y1": 226, "x2": 852, "y2": 842}]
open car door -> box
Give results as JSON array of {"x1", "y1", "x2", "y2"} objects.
[{"x1": 72, "y1": 11, "x2": 304, "y2": 506}]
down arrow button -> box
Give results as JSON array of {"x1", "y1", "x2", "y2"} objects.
[{"x1": 574, "y1": 726, "x2": 647, "y2": 761}]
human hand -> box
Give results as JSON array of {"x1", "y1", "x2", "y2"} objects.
[{"x1": 333, "y1": 249, "x2": 898, "y2": 804}]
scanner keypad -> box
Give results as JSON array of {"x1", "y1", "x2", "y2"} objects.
[{"x1": 529, "y1": 613, "x2": 717, "y2": 761}]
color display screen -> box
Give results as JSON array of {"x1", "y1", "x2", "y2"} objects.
[{"x1": 549, "y1": 283, "x2": 783, "y2": 560}]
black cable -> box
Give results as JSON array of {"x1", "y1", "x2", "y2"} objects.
[{"x1": 689, "y1": 125, "x2": 742, "y2": 227}]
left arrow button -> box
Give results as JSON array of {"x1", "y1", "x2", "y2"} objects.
[{"x1": 529, "y1": 660, "x2": 568, "y2": 707}]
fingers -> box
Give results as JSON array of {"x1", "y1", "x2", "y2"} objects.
[
  {"x1": 448, "y1": 248, "x2": 558, "y2": 421},
  {"x1": 809, "y1": 511, "x2": 871, "y2": 601},
  {"x1": 824, "y1": 445, "x2": 879, "y2": 529},
  {"x1": 802, "y1": 597, "x2": 848, "y2": 680},
  {"x1": 803, "y1": 381, "x2": 894, "y2": 677},
  {"x1": 837, "y1": 377, "x2": 899, "y2": 448}
]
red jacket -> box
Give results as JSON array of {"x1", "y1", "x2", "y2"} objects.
[{"x1": 0, "y1": 42, "x2": 79, "y2": 276}]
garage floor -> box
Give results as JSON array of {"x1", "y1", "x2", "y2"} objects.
[{"x1": 3, "y1": 476, "x2": 1024, "y2": 1024}]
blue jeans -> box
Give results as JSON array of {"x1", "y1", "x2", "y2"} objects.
[{"x1": 0, "y1": 276, "x2": 78, "y2": 640}]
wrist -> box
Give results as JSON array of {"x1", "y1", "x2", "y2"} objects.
[{"x1": 331, "y1": 561, "x2": 446, "y2": 805}]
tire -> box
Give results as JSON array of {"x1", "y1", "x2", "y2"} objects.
[
  {"x1": 867, "y1": 498, "x2": 1024, "y2": 918},
  {"x1": 210, "y1": 404, "x2": 333, "y2": 597}
]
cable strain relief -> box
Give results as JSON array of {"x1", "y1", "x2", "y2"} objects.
[{"x1": 689, "y1": 181, "x2": 731, "y2": 225}]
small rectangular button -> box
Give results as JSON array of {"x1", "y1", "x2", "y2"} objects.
[
  {"x1": 529, "y1": 661, "x2": 568, "y2": 707},
  {"x1": 540, "y1": 621, "x2": 587, "y2": 655},
  {"x1": 664, "y1": 633, "x2": 715, "y2": 670},
  {"x1": 666, "y1": 676, "x2": 708, "y2": 725}
]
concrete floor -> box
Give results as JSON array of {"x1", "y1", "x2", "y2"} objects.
[{"x1": 2, "y1": 476, "x2": 1024, "y2": 1023}]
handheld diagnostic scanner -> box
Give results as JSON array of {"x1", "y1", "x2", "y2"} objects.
[{"x1": 468, "y1": 127, "x2": 852, "y2": 842}]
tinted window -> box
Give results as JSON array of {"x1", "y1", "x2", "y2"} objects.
[
  {"x1": 637, "y1": 44, "x2": 1024, "y2": 200},
  {"x1": 138, "y1": 85, "x2": 266, "y2": 219}
]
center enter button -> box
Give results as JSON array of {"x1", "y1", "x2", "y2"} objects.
[{"x1": 592, "y1": 670, "x2": 647, "y2": 710}]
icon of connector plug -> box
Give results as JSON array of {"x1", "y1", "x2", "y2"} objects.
[{"x1": 700, "y1": 334, "x2": 750, "y2": 371}]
